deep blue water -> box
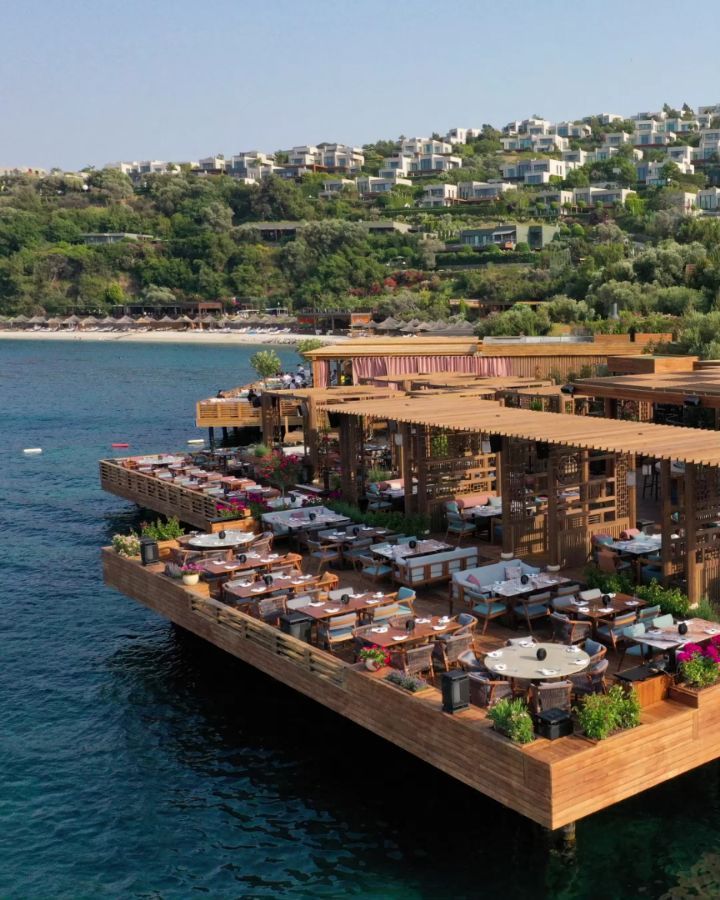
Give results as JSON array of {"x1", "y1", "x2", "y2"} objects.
[{"x1": 1, "y1": 338, "x2": 719, "y2": 900}]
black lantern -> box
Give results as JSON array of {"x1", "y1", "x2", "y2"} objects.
[
  {"x1": 441, "y1": 671, "x2": 469, "y2": 713},
  {"x1": 219, "y1": 529, "x2": 226, "y2": 540},
  {"x1": 353, "y1": 526, "x2": 360, "y2": 536},
  {"x1": 340, "y1": 593, "x2": 351, "y2": 605},
  {"x1": 263, "y1": 574, "x2": 274, "y2": 586},
  {"x1": 408, "y1": 539, "x2": 417, "y2": 549},
  {"x1": 140, "y1": 537, "x2": 159, "y2": 566},
  {"x1": 309, "y1": 512, "x2": 316, "y2": 521},
  {"x1": 520, "y1": 574, "x2": 529, "y2": 585},
  {"x1": 678, "y1": 621, "x2": 689, "y2": 636},
  {"x1": 601, "y1": 594, "x2": 611, "y2": 605},
  {"x1": 237, "y1": 554, "x2": 247, "y2": 564},
  {"x1": 536, "y1": 647, "x2": 548, "y2": 661},
  {"x1": 405, "y1": 617, "x2": 416, "y2": 633}
]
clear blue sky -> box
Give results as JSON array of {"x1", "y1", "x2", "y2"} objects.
[{"x1": 4, "y1": 0, "x2": 719, "y2": 170}]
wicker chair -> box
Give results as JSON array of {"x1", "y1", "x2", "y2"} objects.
[
  {"x1": 549, "y1": 611, "x2": 592, "y2": 645},
  {"x1": 570, "y1": 659, "x2": 609, "y2": 699},
  {"x1": 512, "y1": 591, "x2": 551, "y2": 633},
  {"x1": 468, "y1": 672, "x2": 513, "y2": 708},
  {"x1": 250, "y1": 531, "x2": 274, "y2": 555},
  {"x1": 391, "y1": 644, "x2": 435, "y2": 682},
  {"x1": 256, "y1": 595, "x2": 287, "y2": 626},
  {"x1": 583, "y1": 638, "x2": 608, "y2": 666},
  {"x1": 318, "y1": 613, "x2": 358, "y2": 652},
  {"x1": 528, "y1": 680, "x2": 573, "y2": 716},
  {"x1": 306, "y1": 539, "x2": 341, "y2": 574},
  {"x1": 555, "y1": 583, "x2": 581, "y2": 598},
  {"x1": 432, "y1": 633, "x2": 473, "y2": 672},
  {"x1": 595, "y1": 611, "x2": 637, "y2": 654},
  {"x1": 445, "y1": 512, "x2": 477, "y2": 546}
]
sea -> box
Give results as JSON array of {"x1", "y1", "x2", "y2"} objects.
[{"x1": 1, "y1": 338, "x2": 719, "y2": 900}]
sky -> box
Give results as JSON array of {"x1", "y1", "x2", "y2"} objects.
[{"x1": 3, "y1": 0, "x2": 720, "y2": 171}]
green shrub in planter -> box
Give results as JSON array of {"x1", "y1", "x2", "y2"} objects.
[
  {"x1": 140, "y1": 516, "x2": 185, "y2": 540},
  {"x1": 487, "y1": 698, "x2": 535, "y2": 744},
  {"x1": 576, "y1": 685, "x2": 640, "y2": 740}
]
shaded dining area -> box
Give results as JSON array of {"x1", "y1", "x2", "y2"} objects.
[{"x1": 318, "y1": 394, "x2": 720, "y2": 605}]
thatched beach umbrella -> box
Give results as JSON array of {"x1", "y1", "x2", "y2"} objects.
[
  {"x1": 47, "y1": 317, "x2": 62, "y2": 327},
  {"x1": 100, "y1": 316, "x2": 117, "y2": 325},
  {"x1": 28, "y1": 315, "x2": 47, "y2": 325},
  {"x1": 116, "y1": 315, "x2": 135, "y2": 327}
]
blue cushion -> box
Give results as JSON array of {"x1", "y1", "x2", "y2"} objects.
[
  {"x1": 596, "y1": 624, "x2": 615, "y2": 639},
  {"x1": 473, "y1": 601, "x2": 506, "y2": 617},
  {"x1": 626, "y1": 645, "x2": 645, "y2": 657},
  {"x1": 329, "y1": 626, "x2": 354, "y2": 638},
  {"x1": 514, "y1": 603, "x2": 548, "y2": 617},
  {"x1": 397, "y1": 587, "x2": 415, "y2": 600},
  {"x1": 398, "y1": 605, "x2": 413, "y2": 615}
]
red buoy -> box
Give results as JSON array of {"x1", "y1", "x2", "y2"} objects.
[{"x1": 111, "y1": 442, "x2": 130, "y2": 449}]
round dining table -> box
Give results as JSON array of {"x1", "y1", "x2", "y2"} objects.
[
  {"x1": 187, "y1": 530, "x2": 256, "y2": 550},
  {"x1": 484, "y1": 642, "x2": 590, "y2": 681}
]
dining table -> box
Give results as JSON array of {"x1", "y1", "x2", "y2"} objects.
[
  {"x1": 488, "y1": 572, "x2": 571, "y2": 599},
  {"x1": 187, "y1": 530, "x2": 256, "y2": 550},
  {"x1": 484, "y1": 641, "x2": 590, "y2": 681},
  {"x1": 200, "y1": 552, "x2": 297, "y2": 577},
  {"x1": 359, "y1": 616, "x2": 462, "y2": 649},
  {"x1": 559, "y1": 592, "x2": 647, "y2": 625},
  {"x1": 296, "y1": 590, "x2": 394, "y2": 621},
  {"x1": 630, "y1": 617, "x2": 720, "y2": 659},
  {"x1": 224, "y1": 572, "x2": 319, "y2": 602},
  {"x1": 371, "y1": 539, "x2": 452, "y2": 562}
]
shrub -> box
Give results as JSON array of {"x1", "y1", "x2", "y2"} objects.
[
  {"x1": 112, "y1": 533, "x2": 141, "y2": 557},
  {"x1": 296, "y1": 337, "x2": 326, "y2": 357},
  {"x1": 253, "y1": 443, "x2": 271, "y2": 458},
  {"x1": 250, "y1": 349, "x2": 281, "y2": 383},
  {"x1": 576, "y1": 685, "x2": 640, "y2": 740},
  {"x1": 140, "y1": 516, "x2": 185, "y2": 540},
  {"x1": 215, "y1": 498, "x2": 250, "y2": 520},
  {"x1": 634, "y1": 581, "x2": 690, "y2": 618},
  {"x1": 367, "y1": 467, "x2": 393, "y2": 484},
  {"x1": 487, "y1": 698, "x2": 535, "y2": 744},
  {"x1": 385, "y1": 670, "x2": 429, "y2": 693},
  {"x1": 583, "y1": 566, "x2": 634, "y2": 596},
  {"x1": 326, "y1": 499, "x2": 429, "y2": 538}
]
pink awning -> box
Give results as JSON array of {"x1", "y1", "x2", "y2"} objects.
[{"x1": 352, "y1": 355, "x2": 511, "y2": 386}]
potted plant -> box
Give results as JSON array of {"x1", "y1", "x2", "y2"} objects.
[
  {"x1": 181, "y1": 562, "x2": 203, "y2": 586},
  {"x1": 359, "y1": 645, "x2": 390, "y2": 672},
  {"x1": 112, "y1": 533, "x2": 141, "y2": 558},
  {"x1": 487, "y1": 698, "x2": 535, "y2": 744},
  {"x1": 677, "y1": 641, "x2": 720, "y2": 689}
]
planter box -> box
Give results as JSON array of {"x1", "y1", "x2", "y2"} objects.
[
  {"x1": 669, "y1": 681, "x2": 720, "y2": 709},
  {"x1": 573, "y1": 723, "x2": 643, "y2": 745},
  {"x1": 209, "y1": 517, "x2": 255, "y2": 534}
]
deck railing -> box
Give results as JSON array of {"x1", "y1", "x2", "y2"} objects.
[
  {"x1": 191, "y1": 595, "x2": 347, "y2": 686},
  {"x1": 195, "y1": 398, "x2": 302, "y2": 429},
  {"x1": 99, "y1": 459, "x2": 247, "y2": 531}
]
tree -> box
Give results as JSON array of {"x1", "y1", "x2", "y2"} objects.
[
  {"x1": 296, "y1": 337, "x2": 326, "y2": 358},
  {"x1": 251, "y1": 349, "x2": 281, "y2": 384}
]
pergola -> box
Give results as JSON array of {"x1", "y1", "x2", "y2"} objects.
[
  {"x1": 322, "y1": 395, "x2": 720, "y2": 603},
  {"x1": 259, "y1": 386, "x2": 399, "y2": 476},
  {"x1": 577, "y1": 369, "x2": 720, "y2": 428}
]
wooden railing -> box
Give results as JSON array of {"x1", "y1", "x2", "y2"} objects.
[
  {"x1": 190, "y1": 595, "x2": 347, "y2": 686},
  {"x1": 195, "y1": 398, "x2": 303, "y2": 429}
]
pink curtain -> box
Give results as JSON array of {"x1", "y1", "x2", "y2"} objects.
[
  {"x1": 313, "y1": 360, "x2": 330, "y2": 389},
  {"x1": 352, "y1": 355, "x2": 511, "y2": 385}
]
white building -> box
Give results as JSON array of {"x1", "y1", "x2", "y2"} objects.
[
  {"x1": 456, "y1": 180, "x2": 517, "y2": 201},
  {"x1": 697, "y1": 187, "x2": 720, "y2": 211},
  {"x1": 419, "y1": 183, "x2": 458, "y2": 207},
  {"x1": 408, "y1": 153, "x2": 462, "y2": 174},
  {"x1": 356, "y1": 175, "x2": 412, "y2": 196},
  {"x1": 445, "y1": 127, "x2": 482, "y2": 144},
  {"x1": 572, "y1": 186, "x2": 636, "y2": 206},
  {"x1": 501, "y1": 158, "x2": 575, "y2": 184},
  {"x1": 401, "y1": 137, "x2": 453, "y2": 155}
]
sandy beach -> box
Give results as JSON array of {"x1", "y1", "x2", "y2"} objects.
[{"x1": 0, "y1": 330, "x2": 350, "y2": 346}]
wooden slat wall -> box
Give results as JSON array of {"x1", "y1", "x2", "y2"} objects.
[{"x1": 196, "y1": 399, "x2": 302, "y2": 429}]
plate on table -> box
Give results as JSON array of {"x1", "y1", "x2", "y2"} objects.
[
  {"x1": 518, "y1": 640, "x2": 533, "y2": 647},
  {"x1": 325, "y1": 608, "x2": 340, "y2": 614},
  {"x1": 538, "y1": 668, "x2": 559, "y2": 676},
  {"x1": 577, "y1": 606, "x2": 590, "y2": 613},
  {"x1": 374, "y1": 592, "x2": 384, "y2": 598},
  {"x1": 392, "y1": 635, "x2": 407, "y2": 642},
  {"x1": 705, "y1": 628, "x2": 720, "y2": 635},
  {"x1": 366, "y1": 599, "x2": 380, "y2": 604},
  {"x1": 565, "y1": 646, "x2": 581, "y2": 653},
  {"x1": 571, "y1": 659, "x2": 587, "y2": 666},
  {"x1": 309, "y1": 601, "x2": 324, "y2": 607},
  {"x1": 251, "y1": 587, "x2": 265, "y2": 593},
  {"x1": 416, "y1": 618, "x2": 431, "y2": 624},
  {"x1": 487, "y1": 650, "x2": 503, "y2": 658},
  {"x1": 372, "y1": 626, "x2": 388, "y2": 634},
  {"x1": 626, "y1": 600, "x2": 639, "y2": 606},
  {"x1": 432, "y1": 625, "x2": 446, "y2": 631},
  {"x1": 494, "y1": 664, "x2": 507, "y2": 671}
]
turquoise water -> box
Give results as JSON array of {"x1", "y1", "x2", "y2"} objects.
[{"x1": 1, "y1": 338, "x2": 719, "y2": 900}]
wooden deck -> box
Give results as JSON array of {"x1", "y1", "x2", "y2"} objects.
[
  {"x1": 196, "y1": 397, "x2": 302, "y2": 430},
  {"x1": 99, "y1": 459, "x2": 254, "y2": 532},
  {"x1": 103, "y1": 549, "x2": 720, "y2": 830}
]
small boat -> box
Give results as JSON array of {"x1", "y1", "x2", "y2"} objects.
[
  {"x1": 111, "y1": 442, "x2": 130, "y2": 449},
  {"x1": 23, "y1": 448, "x2": 43, "y2": 455},
  {"x1": 187, "y1": 438, "x2": 205, "y2": 445}
]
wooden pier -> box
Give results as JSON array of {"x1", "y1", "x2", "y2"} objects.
[{"x1": 103, "y1": 549, "x2": 720, "y2": 831}]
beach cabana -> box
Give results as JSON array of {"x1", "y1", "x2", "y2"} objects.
[{"x1": 116, "y1": 315, "x2": 135, "y2": 328}]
